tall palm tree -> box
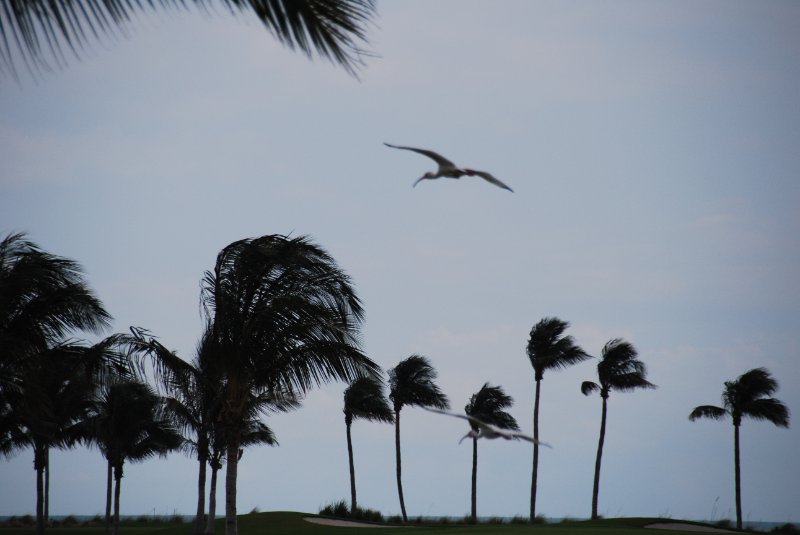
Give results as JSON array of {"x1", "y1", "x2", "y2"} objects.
[
  {"x1": 0, "y1": 0, "x2": 376, "y2": 80},
  {"x1": 581, "y1": 339, "x2": 655, "y2": 520},
  {"x1": 463, "y1": 383, "x2": 519, "y2": 523},
  {"x1": 526, "y1": 317, "x2": 590, "y2": 522},
  {"x1": 689, "y1": 367, "x2": 789, "y2": 530},
  {"x1": 200, "y1": 234, "x2": 379, "y2": 535},
  {"x1": 343, "y1": 375, "x2": 393, "y2": 514},
  {"x1": 82, "y1": 379, "x2": 183, "y2": 535},
  {"x1": 388, "y1": 355, "x2": 449, "y2": 524}
]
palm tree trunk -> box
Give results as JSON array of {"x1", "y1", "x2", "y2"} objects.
[
  {"x1": 206, "y1": 461, "x2": 219, "y2": 535},
  {"x1": 104, "y1": 459, "x2": 113, "y2": 535},
  {"x1": 530, "y1": 378, "x2": 541, "y2": 523},
  {"x1": 34, "y1": 445, "x2": 45, "y2": 535},
  {"x1": 470, "y1": 436, "x2": 478, "y2": 523},
  {"x1": 44, "y1": 448, "x2": 50, "y2": 526},
  {"x1": 112, "y1": 463, "x2": 123, "y2": 535},
  {"x1": 346, "y1": 422, "x2": 357, "y2": 514},
  {"x1": 394, "y1": 409, "x2": 407, "y2": 523},
  {"x1": 224, "y1": 439, "x2": 239, "y2": 535},
  {"x1": 591, "y1": 396, "x2": 608, "y2": 520},
  {"x1": 195, "y1": 452, "x2": 208, "y2": 535},
  {"x1": 733, "y1": 423, "x2": 742, "y2": 530}
]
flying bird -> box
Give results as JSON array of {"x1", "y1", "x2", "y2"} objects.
[
  {"x1": 384, "y1": 143, "x2": 514, "y2": 192},
  {"x1": 424, "y1": 408, "x2": 551, "y2": 447}
]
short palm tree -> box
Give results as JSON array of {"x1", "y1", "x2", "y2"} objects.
[
  {"x1": 581, "y1": 339, "x2": 655, "y2": 520},
  {"x1": 388, "y1": 355, "x2": 449, "y2": 523},
  {"x1": 82, "y1": 379, "x2": 183, "y2": 535},
  {"x1": 689, "y1": 367, "x2": 789, "y2": 530},
  {"x1": 0, "y1": 345, "x2": 92, "y2": 535},
  {"x1": 156, "y1": 326, "x2": 223, "y2": 535},
  {"x1": 0, "y1": 0, "x2": 376, "y2": 80},
  {"x1": 464, "y1": 383, "x2": 519, "y2": 523},
  {"x1": 526, "y1": 317, "x2": 590, "y2": 521},
  {"x1": 200, "y1": 234, "x2": 380, "y2": 535},
  {"x1": 343, "y1": 375, "x2": 393, "y2": 514},
  {"x1": 0, "y1": 333, "x2": 132, "y2": 535}
]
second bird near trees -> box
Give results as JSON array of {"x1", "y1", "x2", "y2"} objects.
[
  {"x1": 384, "y1": 143, "x2": 514, "y2": 192},
  {"x1": 425, "y1": 407, "x2": 551, "y2": 447}
]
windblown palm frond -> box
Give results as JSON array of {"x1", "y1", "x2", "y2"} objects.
[
  {"x1": 388, "y1": 355, "x2": 449, "y2": 412},
  {"x1": 464, "y1": 383, "x2": 518, "y2": 432},
  {"x1": 1, "y1": 232, "x2": 110, "y2": 368},
  {"x1": 0, "y1": 0, "x2": 376, "y2": 79},
  {"x1": 344, "y1": 375, "x2": 393, "y2": 424},
  {"x1": 526, "y1": 317, "x2": 591, "y2": 379}
]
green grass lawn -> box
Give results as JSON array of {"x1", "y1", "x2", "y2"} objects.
[{"x1": 0, "y1": 512, "x2": 735, "y2": 535}]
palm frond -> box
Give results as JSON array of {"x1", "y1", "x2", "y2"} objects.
[
  {"x1": 743, "y1": 398, "x2": 789, "y2": 428},
  {"x1": 689, "y1": 405, "x2": 727, "y2": 421},
  {"x1": 464, "y1": 383, "x2": 518, "y2": 431},
  {"x1": 0, "y1": 0, "x2": 376, "y2": 80},
  {"x1": 344, "y1": 375, "x2": 393, "y2": 424},
  {"x1": 526, "y1": 317, "x2": 591, "y2": 379},
  {"x1": 581, "y1": 381, "x2": 599, "y2": 396},
  {"x1": 388, "y1": 354, "x2": 449, "y2": 412}
]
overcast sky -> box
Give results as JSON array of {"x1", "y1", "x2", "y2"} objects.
[{"x1": 1, "y1": 0, "x2": 798, "y2": 524}]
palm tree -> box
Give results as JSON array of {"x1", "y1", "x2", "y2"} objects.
[
  {"x1": 0, "y1": 0, "x2": 376, "y2": 80},
  {"x1": 0, "y1": 345, "x2": 92, "y2": 535},
  {"x1": 526, "y1": 317, "x2": 590, "y2": 521},
  {"x1": 0, "y1": 333, "x2": 131, "y2": 535},
  {"x1": 82, "y1": 378, "x2": 183, "y2": 535},
  {"x1": 158, "y1": 326, "x2": 223, "y2": 535},
  {"x1": 689, "y1": 368, "x2": 789, "y2": 530},
  {"x1": 463, "y1": 383, "x2": 519, "y2": 523},
  {"x1": 388, "y1": 355, "x2": 449, "y2": 524},
  {"x1": 343, "y1": 376, "x2": 393, "y2": 514},
  {"x1": 200, "y1": 234, "x2": 380, "y2": 535},
  {"x1": 581, "y1": 339, "x2": 655, "y2": 520}
]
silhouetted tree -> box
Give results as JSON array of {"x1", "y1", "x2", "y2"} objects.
[
  {"x1": 200, "y1": 234, "x2": 379, "y2": 535},
  {"x1": 343, "y1": 375, "x2": 393, "y2": 514},
  {"x1": 0, "y1": 0, "x2": 376, "y2": 80},
  {"x1": 581, "y1": 339, "x2": 654, "y2": 519},
  {"x1": 526, "y1": 317, "x2": 590, "y2": 521},
  {"x1": 464, "y1": 383, "x2": 519, "y2": 523},
  {"x1": 689, "y1": 368, "x2": 789, "y2": 530},
  {"x1": 388, "y1": 355, "x2": 449, "y2": 523},
  {"x1": 82, "y1": 379, "x2": 182, "y2": 535}
]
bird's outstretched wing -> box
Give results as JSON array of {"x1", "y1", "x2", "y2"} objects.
[
  {"x1": 505, "y1": 431, "x2": 551, "y2": 447},
  {"x1": 384, "y1": 143, "x2": 457, "y2": 168},
  {"x1": 425, "y1": 407, "x2": 551, "y2": 447},
  {"x1": 464, "y1": 169, "x2": 514, "y2": 192}
]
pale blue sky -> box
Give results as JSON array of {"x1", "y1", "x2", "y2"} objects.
[{"x1": 1, "y1": 0, "x2": 799, "y2": 523}]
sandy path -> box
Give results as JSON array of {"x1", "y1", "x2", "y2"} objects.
[
  {"x1": 303, "y1": 517, "x2": 403, "y2": 528},
  {"x1": 645, "y1": 522, "x2": 737, "y2": 533}
]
